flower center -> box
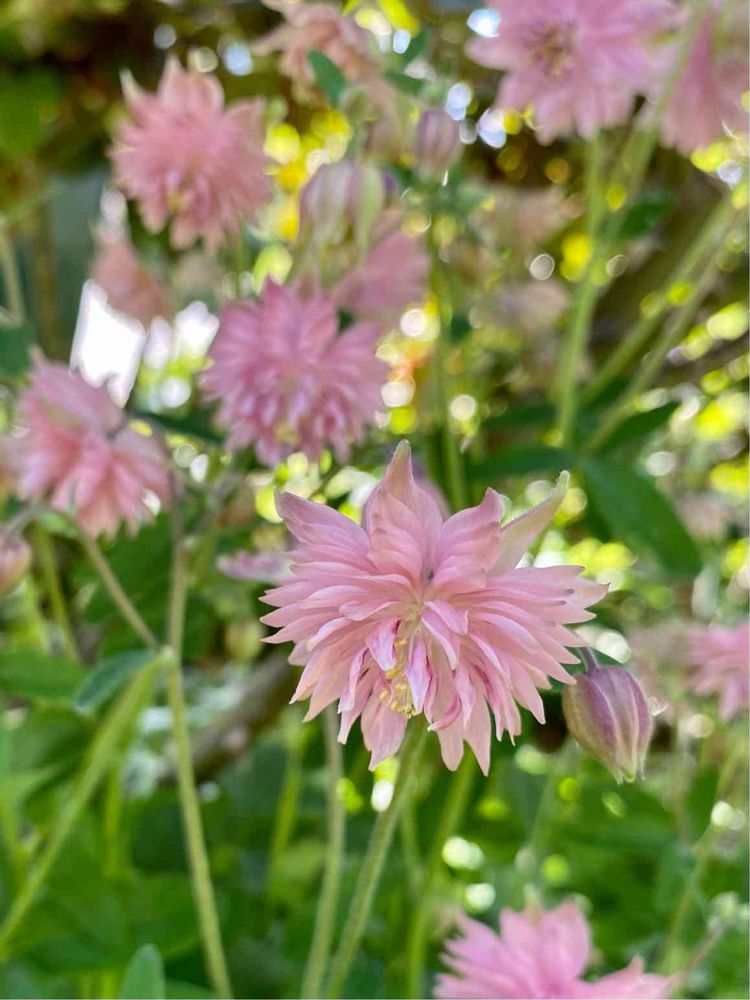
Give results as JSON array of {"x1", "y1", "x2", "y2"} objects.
[
  {"x1": 380, "y1": 630, "x2": 419, "y2": 717},
  {"x1": 532, "y1": 22, "x2": 575, "y2": 76}
]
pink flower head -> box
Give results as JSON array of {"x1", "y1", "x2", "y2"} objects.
[
  {"x1": 16, "y1": 355, "x2": 171, "y2": 538},
  {"x1": 467, "y1": 0, "x2": 676, "y2": 143},
  {"x1": 111, "y1": 57, "x2": 271, "y2": 250},
  {"x1": 436, "y1": 900, "x2": 672, "y2": 999},
  {"x1": 201, "y1": 281, "x2": 386, "y2": 465},
  {"x1": 688, "y1": 621, "x2": 749, "y2": 721},
  {"x1": 91, "y1": 232, "x2": 172, "y2": 328},
  {"x1": 659, "y1": 2, "x2": 749, "y2": 154},
  {"x1": 261, "y1": 442, "x2": 604, "y2": 771}
]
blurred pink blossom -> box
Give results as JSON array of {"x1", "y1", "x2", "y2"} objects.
[
  {"x1": 262, "y1": 442, "x2": 604, "y2": 771},
  {"x1": 90, "y1": 233, "x2": 172, "y2": 327},
  {"x1": 111, "y1": 57, "x2": 271, "y2": 250},
  {"x1": 436, "y1": 900, "x2": 672, "y2": 999},
  {"x1": 218, "y1": 550, "x2": 292, "y2": 584},
  {"x1": 201, "y1": 281, "x2": 386, "y2": 465},
  {"x1": 16, "y1": 355, "x2": 171, "y2": 537},
  {"x1": 688, "y1": 621, "x2": 749, "y2": 721},
  {"x1": 0, "y1": 531, "x2": 31, "y2": 597},
  {"x1": 467, "y1": 0, "x2": 676, "y2": 143},
  {"x1": 414, "y1": 108, "x2": 463, "y2": 179}
]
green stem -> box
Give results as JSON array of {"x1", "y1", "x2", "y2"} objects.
[
  {"x1": 301, "y1": 707, "x2": 346, "y2": 999},
  {"x1": 0, "y1": 224, "x2": 24, "y2": 325},
  {"x1": 554, "y1": 130, "x2": 607, "y2": 445},
  {"x1": 0, "y1": 652, "x2": 168, "y2": 957},
  {"x1": 325, "y1": 725, "x2": 427, "y2": 999},
  {"x1": 405, "y1": 754, "x2": 476, "y2": 998},
  {"x1": 267, "y1": 725, "x2": 306, "y2": 897},
  {"x1": 31, "y1": 525, "x2": 79, "y2": 662}
]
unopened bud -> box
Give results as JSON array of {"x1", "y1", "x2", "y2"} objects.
[
  {"x1": 0, "y1": 530, "x2": 31, "y2": 597},
  {"x1": 562, "y1": 651, "x2": 653, "y2": 783},
  {"x1": 298, "y1": 160, "x2": 384, "y2": 250},
  {"x1": 414, "y1": 108, "x2": 462, "y2": 179}
]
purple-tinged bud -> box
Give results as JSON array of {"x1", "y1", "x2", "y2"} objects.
[
  {"x1": 562, "y1": 651, "x2": 653, "y2": 784},
  {"x1": 0, "y1": 530, "x2": 31, "y2": 597},
  {"x1": 414, "y1": 108, "x2": 462, "y2": 179},
  {"x1": 298, "y1": 160, "x2": 384, "y2": 250}
]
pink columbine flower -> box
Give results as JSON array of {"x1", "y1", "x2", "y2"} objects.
[
  {"x1": 111, "y1": 57, "x2": 271, "y2": 250},
  {"x1": 261, "y1": 442, "x2": 604, "y2": 771},
  {"x1": 200, "y1": 281, "x2": 386, "y2": 465},
  {"x1": 688, "y1": 621, "x2": 749, "y2": 721},
  {"x1": 658, "y1": 2, "x2": 749, "y2": 154},
  {"x1": 16, "y1": 355, "x2": 171, "y2": 538},
  {"x1": 90, "y1": 232, "x2": 172, "y2": 328},
  {"x1": 467, "y1": 0, "x2": 676, "y2": 143},
  {"x1": 436, "y1": 900, "x2": 672, "y2": 999}
]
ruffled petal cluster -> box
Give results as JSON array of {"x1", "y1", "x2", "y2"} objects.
[
  {"x1": 90, "y1": 232, "x2": 172, "y2": 327},
  {"x1": 111, "y1": 57, "x2": 271, "y2": 250},
  {"x1": 688, "y1": 621, "x2": 749, "y2": 720},
  {"x1": 435, "y1": 901, "x2": 672, "y2": 999},
  {"x1": 201, "y1": 281, "x2": 386, "y2": 465},
  {"x1": 262, "y1": 442, "x2": 604, "y2": 771},
  {"x1": 17, "y1": 355, "x2": 171, "y2": 537},
  {"x1": 467, "y1": 0, "x2": 676, "y2": 143}
]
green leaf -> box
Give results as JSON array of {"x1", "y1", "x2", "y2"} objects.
[
  {"x1": 0, "y1": 650, "x2": 85, "y2": 702},
  {"x1": 131, "y1": 407, "x2": 223, "y2": 444},
  {"x1": 0, "y1": 68, "x2": 62, "y2": 158},
  {"x1": 618, "y1": 189, "x2": 673, "y2": 239},
  {"x1": 471, "y1": 445, "x2": 573, "y2": 479},
  {"x1": 581, "y1": 457, "x2": 701, "y2": 576},
  {"x1": 606, "y1": 401, "x2": 680, "y2": 449},
  {"x1": 383, "y1": 71, "x2": 424, "y2": 97},
  {"x1": 74, "y1": 649, "x2": 153, "y2": 714},
  {"x1": 120, "y1": 945, "x2": 166, "y2": 1000},
  {"x1": 0, "y1": 323, "x2": 33, "y2": 377},
  {"x1": 486, "y1": 402, "x2": 555, "y2": 432},
  {"x1": 307, "y1": 51, "x2": 347, "y2": 107},
  {"x1": 403, "y1": 29, "x2": 429, "y2": 65}
]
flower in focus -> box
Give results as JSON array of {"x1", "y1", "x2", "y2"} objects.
[
  {"x1": 111, "y1": 57, "x2": 271, "y2": 250},
  {"x1": 562, "y1": 653, "x2": 654, "y2": 783},
  {"x1": 414, "y1": 108, "x2": 462, "y2": 179},
  {"x1": 658, "y1": 2, "x2": 749, "y2": 153},
  {"x1": 298, "y1": 160, "x2": 384, "y2": 250},
  {"x1": 0, "y1": 531, "x2": 31, "y2": 597},
  {"x1": 435, "y1": 899, "x2": 672, "y2": 999},
  {"x1": 90, "y1": 232, "x2": 172, "y2": 328},
  {"x1": 16, "y1": 355, "x2": 171, "y2": 538},
  {"x1": 262, "y1": 442, "x2": 604, "y2": 771},
  {"x1": 688, "y1": 621, "x2": 749, "y2": 721},
  {"x1": 467, "y1": 0, "x2": 676, "y2": 143},
  {"x1": 201, "y1": 281, "x2": 386, "y2": 465}
]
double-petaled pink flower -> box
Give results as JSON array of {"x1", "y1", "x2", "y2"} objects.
[
  {"x1": 467, "y1": 0, "x2": 676, "y2": 143},
  {"x1": 16, "y1": 355, "x2": 171, "y2": 538},
  {"x1": 436, "y1": 900, "x2": 671, "y2": 999},
  {"x1": 262, "y1": 442, "x2": 604, "y2": 771},
  {"x1": 688, "y1": 621, "x2": 749, "y2": 721},
  {"x1": 111, "y1": 57, "x2": 271, "y2": 250},
  {"x1": 91, "y1": 232, "x2": 172, "y2": 328},
  {"x1": 201, "y1": 281, "x2": 386, "y2": 465}
]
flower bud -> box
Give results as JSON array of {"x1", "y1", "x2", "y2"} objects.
[
  {"x1": 0, "y1": 530, "x2": 31, "y2": 597},
  {"x1": 298, "y1": 160, "x2": 384, "y2": 250},
  {"x1": 562, "y1": 655, "x2": 653, "y2": 783},
  {"x1": 414, "y1": 108, "x2": 462, "y2": 179}
]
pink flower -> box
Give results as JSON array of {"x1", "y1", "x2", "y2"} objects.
[
  {"x1": 261, "y1": 442, "x2": 604, "y2": 771},
  {"x1": 332, "y1": 228, "x2": 428, "y2": 328},
  {"x1": 200, "y1": 281, "x2": 386, "y2": 465},
  {"x1": 219, "y1": 550, "x2": 292, "y2": 584},
  {"x1": 688, "y1": 622, "x2": 749, "y2": 721},
  {"x1": 111, "y1": 57, "x2": 271, "y2": 250},
  {"x1": 436, "y1": 900, "x2": 672, "y2": 999},
  {"x1": 90, "y1": 233, "x2": 172, "y2": 327},
  {"x1": 658, "y1": 3, "x2": 749, "y2": 154},
  {"x1": 16, "y1": 355, "x2": 171, "y2": 538},
  {"x1": 467, "y1": 0, "x2": 676, "y2": 143}
]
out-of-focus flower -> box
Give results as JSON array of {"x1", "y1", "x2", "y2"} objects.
[
  {"x1": 562, "y1": 654, "x2": 653, "y2": 783},
  {"x1": 111, "y1": 57, "x2": 271, "y2": 250},
  {"x1": 467, "y1": 0, "x2": 676, "y2": 143},
  {"x1": 201, "y1": 281, "x2": 386, "y2": 465},
  {"x1": 0, "y1": 531, "x2": 31, "y2": 597},
  {"x1": 495, "y1": 279, "x2": 569, "y2": 334},
  {"x1": 628, "y1": 619, "x2": 688, "y2": 720},
  {"x1": 298, "y1": 160, "x2": 384, "y2": 250},
  {"x1": 90, "y1": 232, "x2": 172, "y2": 328},
  {"x1": 218, "y1": 550, "x2": 292, "y2": 584},
  {"x1": 16, "y1": 355, "x2": 171, "y2": 538},
  {"x1": 414, "y1": 108, "x2": 462, "y2": 179},
  {"x1": 0, "y1": 436, "x2": 18, "y2": 502},
  {"x1": 332, "y1": 227, "x2": 428, "y2": 328},
  {"x1": 435, "y1": 900, "x2": 672, "y2": 999},
  {"x1": 688, "y1": 622, "x2": 749, "y2": 721},
  {"x1": 677, "y1": 492, "x2": 736, "y2": 542},
  {"x1": 487, "y1": 185, "x2": 570, "y2": 249},
  {"x1": 658, "y1": 1, "x2": 748, "y2": 154},
  {"x1": 262, "y1": 442, "x2": 604, "y2": 771}
]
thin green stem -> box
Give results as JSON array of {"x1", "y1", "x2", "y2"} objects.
[
  {"x1": 0, "y1": 652, "x2": 168, "y2": 958},
  {"x1": 0, "y1": 224, "x2": 24, "y2": 325},
  {"x1": 267, "y1": 726, "x2": 306, "y2": 897},
  {"x1": 301, "y1": 707, "x2": 346, "y2": 999},
  {"x1": 31, "y1": 525, "x2": 79, "y2": 662},
  {"x1": 554, "y1": 130, "x2": 607, "y2": 445},
  {"x1": 325, "y1": 725, "x2": 427, "y2": 999}
]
